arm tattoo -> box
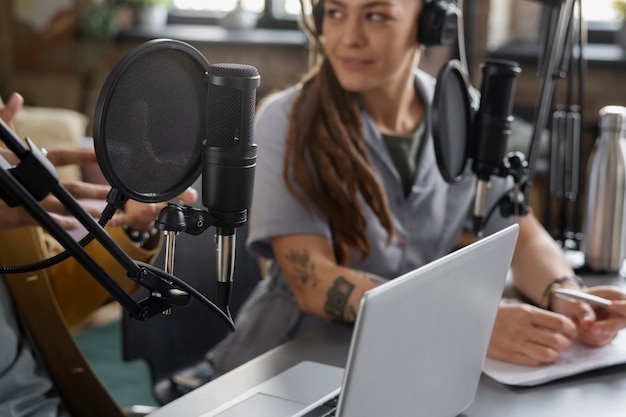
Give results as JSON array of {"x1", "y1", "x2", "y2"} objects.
[
  {"x1": 285, "y1": 248, "x2": 319, "y2": 288},
  {"x1": 325, "y1": 276, "x2": 356, "y2": 321}
]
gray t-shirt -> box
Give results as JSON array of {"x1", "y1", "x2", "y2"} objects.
[
  {"x1": 0, "y1": 278, "x2": 67, "y2": 417},
  {"x1": 248, "y1": 68, "x2": 512, "y2": 277}
]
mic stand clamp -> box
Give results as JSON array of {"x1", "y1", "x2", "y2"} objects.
[
  {"x1": 131, "y1": 264, "x2": 193, "y2": 320},
  {"x1": 157, "y1": 204, "x2": 247, "y2": 318},
  {"x1": 497, "y1": 151, "x2": 531, "y2": 220},
  {"x1": 156, "y1": 203, "x2": 246, "y2": 238},
  {"x1": 176, "y1": 205, "x2": 247, "y2": 236},
  {"x1": 4, "y1": 137, "x2": 59, "y2": 204}
]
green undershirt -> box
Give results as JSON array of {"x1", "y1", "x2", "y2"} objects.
[{"x1": 382, "y1": 122, "x2": 426, "y2": 196}]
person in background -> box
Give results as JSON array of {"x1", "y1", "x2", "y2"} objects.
[
  {"x1": 0, "y1": 91, "x2": 197, "y2": 327},
  {"x1": 200, "y1": 0, "x2": 626, "y2": 378},
  {"x1": 0, "y1": 91, "x2": 197, "y2": 416}
]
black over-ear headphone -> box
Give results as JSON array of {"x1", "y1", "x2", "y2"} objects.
[{"x1": 312, "y1": 0, "x2": 459, "y2": 47}]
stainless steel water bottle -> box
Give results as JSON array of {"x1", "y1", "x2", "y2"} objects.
[{"x1": 582, "y1": 105, "x2": 626, "y2": 272}]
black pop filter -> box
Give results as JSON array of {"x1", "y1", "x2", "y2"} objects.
[
  {"x1": 431, "y1": 59, "x2": 474, "y2": 183},
  {"x1": 94, "y1": 39, "x2": 209, "y2": 202}
]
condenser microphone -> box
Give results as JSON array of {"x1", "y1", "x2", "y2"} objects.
[
  {"x1": 203, "y1": 63, "x2": 260, "y2": 312},
  {"x1": 471, "y1": 59, "x2": 521, "y2": 234}
]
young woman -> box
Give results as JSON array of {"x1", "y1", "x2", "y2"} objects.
[{"x1": 205, "y1": 0, "x2": 626, "y2": 375}]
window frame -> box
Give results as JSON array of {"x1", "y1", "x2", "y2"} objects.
[
  {"x1": 586, "y1": 20, "x2": 623, "y2": 44},
  {"x1": 168, "y1": 0, "x2": 302, "y2": 30},
  {"x1": 167, "y1": 1, "x2": 623, "y2": 44}
]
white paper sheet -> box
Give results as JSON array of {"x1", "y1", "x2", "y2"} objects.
[{"x1": 483, "y1": 330, "x2": 626, "y2": 386}]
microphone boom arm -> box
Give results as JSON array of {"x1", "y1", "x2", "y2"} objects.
[
  {"x1": 0, "y1": 118, "x2": 234, "y2": 328},
  {"x1": 478, "y1": 0, "x2": 578, "y2": 232},
  {"x1": 523, "y1": 0, "x2": 575, "y2": 209}
]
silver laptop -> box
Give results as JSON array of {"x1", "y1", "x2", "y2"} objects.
[{"x1": 201, "y1": 224, "x2": 519, "y2": 417}]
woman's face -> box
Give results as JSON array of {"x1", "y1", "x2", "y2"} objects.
[{"x1": 320, "y1": 0, "x2": 423, "y2": 94}]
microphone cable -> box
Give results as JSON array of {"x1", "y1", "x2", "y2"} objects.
[{"x1": 0, "y1": 191, "x2": 118, "y2": 275}]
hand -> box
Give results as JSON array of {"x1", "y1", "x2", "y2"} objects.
[
  {"x1": 560, "y1": 285, "x2": 626, "y2": 347},
  {"x1": 0, "y1": 137, "x2": 99, "y2": 167},
  {"x1": 603, "y1": 286, "x2": 626, "y2": 318},
  {"x1": 0, "y1": 92, "x2": 118, "y2": 230},
  {"x1": 549, "y1": 289, "x2": 604, "y2": 345},
  {"x1": 0, "y1": 148, "x2": 111, "y2": 230},
  {"x1": 0, "y1": 92, "x2": 23, "y2": 126},
  {"x1": 0, "y1": 202, "x2": 80, "y2": 230},
  {"x1": 108, "y1": 187, "x2": 198, "y2": 232},
  {"x1": 487, "y1": 301, "x2": 577, "y2": 366},
  {"x1": 0, "y1": 179, "x2": 111, "y2": 230}
]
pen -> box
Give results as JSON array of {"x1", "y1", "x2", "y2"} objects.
[{"x1": 554, "y1": 288, "x2": 612, "y2": 307}]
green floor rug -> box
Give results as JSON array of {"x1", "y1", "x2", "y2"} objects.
[{"x1": 74, "y1": 319, "x2": 159, "y2": 409}]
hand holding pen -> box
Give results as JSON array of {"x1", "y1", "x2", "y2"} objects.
[
  {"x1": 587, "y1": 286, "x2": 626, "y2": 318},
  {"x1": 556, "y1": 285, "x2": 626, "y2": 347}
]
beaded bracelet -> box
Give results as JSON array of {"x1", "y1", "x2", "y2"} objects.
[
  {"x1": 540, "y1": 275, "x2": 585, "y2": 311},
  {"x1": 123, "y1": 226, "x2": 159, "y2": 247}
]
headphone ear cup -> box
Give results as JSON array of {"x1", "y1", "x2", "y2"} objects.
[
  {"x1": 313, "y1": 0, "x2": 324, "y2": 35},
  {"x1": 418, "y1": 0, "x2": 460, "y2": 46}
]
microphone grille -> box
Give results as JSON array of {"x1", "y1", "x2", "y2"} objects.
[
  {"x1": 206, "y1": 64, "x2": 259, "y2": 148},
  {"x1": 208, "y1": 63, "x2": 259, "y2": 78}
]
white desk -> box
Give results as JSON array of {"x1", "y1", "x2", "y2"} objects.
[{"x1": 149, "y1": 273, "x2": 626, "y2": 417}]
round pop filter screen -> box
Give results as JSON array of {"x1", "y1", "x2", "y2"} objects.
[
  {"x1": 431, "y1": 59, "x2": 473, "y2": 183},
  {"x1": 94, "y1": 39, "x2": 209, "y2": 203}
]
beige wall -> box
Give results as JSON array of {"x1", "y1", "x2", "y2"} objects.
[{"x1": 0, "y1": 1, "x2": 461, "y2": 132}]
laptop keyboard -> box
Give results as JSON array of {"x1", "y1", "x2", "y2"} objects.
[{"x1": 302, "y1": 395, "x2": 340, "y2": 417}]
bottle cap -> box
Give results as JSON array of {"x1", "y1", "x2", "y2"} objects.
[{"x1": 599, "y1": 105, "x2": 626, "y2": 134}]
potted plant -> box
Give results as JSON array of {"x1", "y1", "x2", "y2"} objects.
[
  {"x1": 133, "y1": 0, "x2": 172, "y2": 30},
  {"x1": 221, "y1": 0, "x2": 258, "y2": 30},
  {"x1": 615, "y1": 0, "x2": 626, "y2": 17}
]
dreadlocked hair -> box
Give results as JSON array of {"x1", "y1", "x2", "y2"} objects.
[{"x1": 283, "y1": 59, "x2": 395, "y2": 265}]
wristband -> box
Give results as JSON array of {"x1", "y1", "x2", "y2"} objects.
[{"x1": 540, "y1": 275, "x2": 584, "y2": 311}]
